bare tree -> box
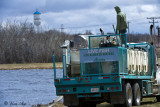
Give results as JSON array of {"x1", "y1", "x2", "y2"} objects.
[{"x1": 0, "y1": 20, "x2": 72, "y2": 64}]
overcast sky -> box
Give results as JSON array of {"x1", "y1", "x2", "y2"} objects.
[{"x1": 0, "y1": 0, "x2": 160, "y2": 34}]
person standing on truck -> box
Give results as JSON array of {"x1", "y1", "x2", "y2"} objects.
[{"x1": 114, "y1": 6, "x2": 128, "y2": 45}]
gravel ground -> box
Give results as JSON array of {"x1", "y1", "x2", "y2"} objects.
[
  {"x1": 37, "y1": 97, "x2": 160, "y2": 107},
  {"x1": 34, "y1": 102, "x2": 66, "y2": 107},
  {"x1": 52, "y1": 103, "x2": 67, "y2": 107}
]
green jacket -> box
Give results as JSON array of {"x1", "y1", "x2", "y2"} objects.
[{"x1": 115, "y1": 6, "x2": 128, "y2": 31}]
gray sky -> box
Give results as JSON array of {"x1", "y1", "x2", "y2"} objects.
[{"x1": 0, "y1": 0, "x2": 160, "y2": 34}]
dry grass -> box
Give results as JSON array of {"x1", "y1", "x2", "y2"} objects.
[
  {"x1": 0, "y1": 62, "x2": 62, "y2": 70},
  {"x1": 0, "y1": 56, "x2": 160, "y2": 70}
]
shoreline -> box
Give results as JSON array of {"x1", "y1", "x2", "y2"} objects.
[
  {"x1": 0, "y1": 62, "x2": 62, "y2": 70},
  {"x1": 1, "y1": 58, "x2": 160, "y2": 70}
]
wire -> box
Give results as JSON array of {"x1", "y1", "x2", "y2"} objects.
[
  {"x1": 128, "y1": 17, "x2": 147, "y2": 21},
  {"x1": 65, "y1": 23, "x2": 114, "y2": 29},
  {"x1": 54, "y1": 17, "x2": 150, "y2": 34},
  {"x1": 61, "y1": 17, "x2": 147, "y2": 30}
]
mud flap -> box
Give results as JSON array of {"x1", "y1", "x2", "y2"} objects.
[
  {"x1": 64, "y1": 94, "x2": 79, "y2": 106},
  {"x1": 110, "y1": 92, "x2": 125, "y2": 104}
]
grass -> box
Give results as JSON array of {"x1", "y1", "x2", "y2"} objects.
[
  {"x1": 0, "y1": 62, "x2": 62, "y2": 70},
  {"x1": 0, "y1": 58, "x2": 160, "y2": 70}
]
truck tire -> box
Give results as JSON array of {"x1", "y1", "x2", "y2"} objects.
[
  {"x1": 132, "y1": 83, "x2": 141, "y2": 106},
  {"x1": 124, "y1": 83, "x2": 133, "y2": 107}
]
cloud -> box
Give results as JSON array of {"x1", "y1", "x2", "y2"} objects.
[
  {"x1": 41, "y1": 7, "x2": 116, "y2": 33},
  {"x1": 45, "y1": 0, "x2": 96, "y2": 12},
  {"x1": 1, "y1": 0, "x2": 160, "y2": 34},
  {"x1": 0, "y1": 0, "x2": 46, "y2": 16},
  {"x1": 141, "y1": 5, "x2": 157, "y2": 13}
]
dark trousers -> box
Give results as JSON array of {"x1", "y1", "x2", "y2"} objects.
[{"x1": 119, "y1": 29, "x2": 127, "y2": 45}]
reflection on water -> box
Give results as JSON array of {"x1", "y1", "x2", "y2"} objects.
[{"x1": 0, "y1": 69, "x2": 62, "y2": 107}]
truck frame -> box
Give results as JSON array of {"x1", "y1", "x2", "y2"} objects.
[{"x1": 53, "y1": 34, "x2": 160, "y2": 107}]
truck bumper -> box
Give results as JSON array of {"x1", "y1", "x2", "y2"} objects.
[{"x1": 55, "y1": 76, "x2": 122, "y2": 97}]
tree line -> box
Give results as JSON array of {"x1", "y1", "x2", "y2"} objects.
[
  {"x1": 0, "y1": 21, "x2": 73, "y2": 64},
  {"x1": 0, "y1": 21, "x2": 158, "y2": 64}
]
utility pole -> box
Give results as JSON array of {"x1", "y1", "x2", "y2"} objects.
[
  {"x1": 60, "y1": 24, "x2": 64, "y2": 33},
  {"x1": 147, "y1": 17, "x2": 160, "y2": 45},
  {"x1": 157, "y1": 26, "x2": 160, "y2": 37},
  {"x1": 147, "y1": 17, "x2": 160, "y2": 27},
  {"x1": 147, "y1": 17, "x2": 160, "y2": 35},
  {"x1": 157, "y1": 26, "x2": 160, "y2": 47},
  {"x1": 127, "y1": 21, "x2": 130, "y2": 34}
]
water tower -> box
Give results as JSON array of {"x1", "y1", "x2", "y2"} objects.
[{"x1": 33, "y1": 10, "x2": 41, "y2": 32}]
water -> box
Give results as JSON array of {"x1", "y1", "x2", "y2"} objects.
[{"x1": 0, "y1": 69, "x2": 62, "y2": 107}]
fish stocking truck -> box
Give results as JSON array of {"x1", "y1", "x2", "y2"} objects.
[{"x1": 53, "y1": 34, "x2": 160, "y2": 107}]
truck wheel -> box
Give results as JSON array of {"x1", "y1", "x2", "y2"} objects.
[
  {"x1": 132, "y1": 83, "x2": 141, "y2": 106},
  {"x1": 124, "y1": 83, "x2": 133, "y2": 107},
  {"x1": 156, "y1": 95, "x2": 160, "y2": 102}
]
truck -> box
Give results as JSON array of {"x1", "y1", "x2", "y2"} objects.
[{"x1": 53, "y1": 33, "x2": 160, "y2": 107}]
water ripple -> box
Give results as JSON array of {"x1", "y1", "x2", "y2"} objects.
[{"x1": 0, "y1": 69, "x2": 62, "y2": 106}]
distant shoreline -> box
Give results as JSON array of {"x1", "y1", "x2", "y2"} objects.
[
  {"x1": 1, "y1": 58, "x2": 160, "y2": 70},
  {"x1": 0, "y1": 62, "x2": 62, "y2": 70}
]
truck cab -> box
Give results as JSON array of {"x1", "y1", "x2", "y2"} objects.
[{"x1": 53, "y1": 34, "x2": 160, "y2": 107}]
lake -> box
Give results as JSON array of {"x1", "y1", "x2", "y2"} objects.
[
  {"x1": 0, "y1": 69, "x2": 62, "y2": 107},
  {"x1": 1, "y1": 69, "x2": 160, "y2": 107}
]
